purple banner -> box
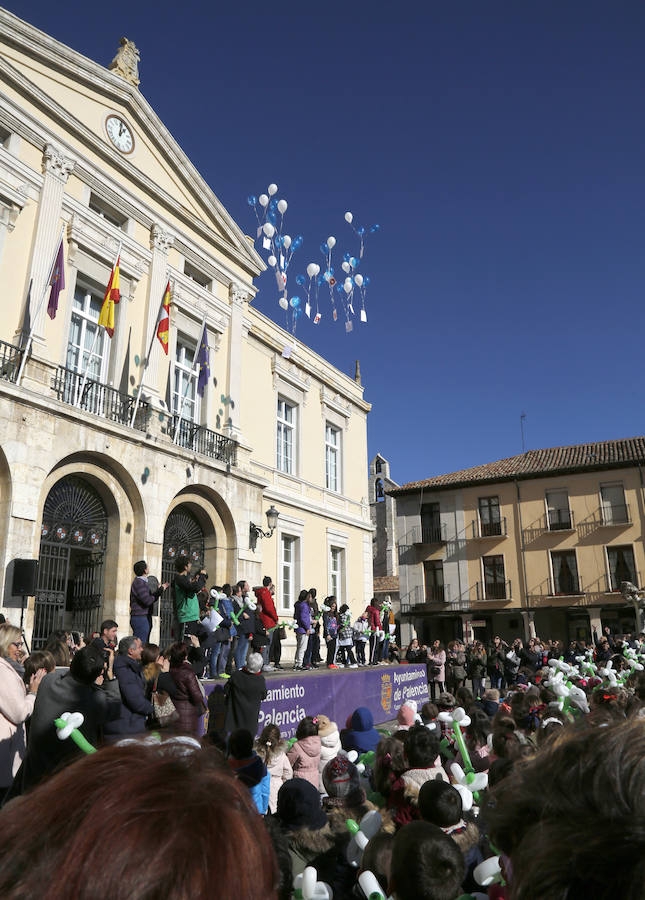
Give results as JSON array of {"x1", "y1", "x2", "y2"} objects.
[{"x1": 203, "y1": 664, "x2": 429, "y2": 740}]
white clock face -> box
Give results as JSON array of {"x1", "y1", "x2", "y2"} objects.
[{"x1": 105, "y1": 115, "x2": 134, "y2": 154}]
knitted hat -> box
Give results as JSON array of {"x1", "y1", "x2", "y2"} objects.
[
  {"x1": 322, "y1": 756, "x2": 361, "y2": 800},
  {"x1": 397, "y1": 704, "x2": 416, "y2": 729},
  {"x1": 276, "y1": 778, "x2": 327, "y2": 831},
  {"x1": 316, "y1": 715, "x2": 337, "y2": 738}
]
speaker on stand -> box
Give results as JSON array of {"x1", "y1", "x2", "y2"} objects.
[{"x1": 11, "y1": 559, "x2": 38, "y2": 654}]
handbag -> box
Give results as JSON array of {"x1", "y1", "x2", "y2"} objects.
[{"x1": 151, "y1": 678, "x2": 179, "y2": 728}]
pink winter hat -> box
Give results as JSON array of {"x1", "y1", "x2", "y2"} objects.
[{"x1": 397, "y1": 704, "x2": 416, "y2": 729}]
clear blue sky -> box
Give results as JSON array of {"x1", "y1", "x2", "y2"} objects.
[{"x1": 8, "y1": 1, "x2": 645, "y2": 484}]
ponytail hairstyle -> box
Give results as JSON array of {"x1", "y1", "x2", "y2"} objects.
[
  {"x1": 255, "y1": 723, "x2": 282, "y2": 764},
  {"x1": 296, "y1": 715, "x2": 319, "y2": 740}
]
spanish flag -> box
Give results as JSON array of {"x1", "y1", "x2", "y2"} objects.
[
  {"x1": 156, "y1": 281, "x2": 171, "y2": 354},
  {"x1": 98, "y1": 256, "x2": 120, "y2": 338}
]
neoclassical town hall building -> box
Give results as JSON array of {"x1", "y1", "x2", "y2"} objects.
[{"x1": 0, "y1": 10, "x2": 372, "y2": 646}]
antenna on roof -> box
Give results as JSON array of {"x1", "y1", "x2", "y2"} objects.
[{"x1": 520, "y1": 412, "x2": 527, "y2": 452}]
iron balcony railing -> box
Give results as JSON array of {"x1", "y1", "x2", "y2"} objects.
[
  {"x1": 550, "y1": 578, "x2": 582, "y2": 596},
  {"x1": 424, "y1": 583, "x2": 450, "y2": 604},
  {"x1": 171, "y1": 414, "x2": 237, "y2": 466},
  {"x1": 600, "y1": 503, "x2": 631, "y2": 526},
  {"x1": 412, "y1": 521, "x2": 446, "y2": 545},
  {"x1": 52, "y1": 366, "x2": 150, "y2": 432},
  {"x1": 606, "y1": 570, "x2": 640, "y2": 592},
  {"x1": 476, "y1": 579, "x2": 511, "y2": 602},
  {"x1": 548, "y1": 508, "x2": 574, "y2": 531},
  {"x1": 0, "y1": 338, "x2": 21, "y2": 383},
  {"x1": 472, "y1": 517, "x2": 507, "y2": 539},
  {"x1": 400, "y1": 584, "x2": 423, "y2": 615}
]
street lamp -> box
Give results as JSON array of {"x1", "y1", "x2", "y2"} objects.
[{"x1": 250, "y1": 505, "x2": 279, "y2": 551}]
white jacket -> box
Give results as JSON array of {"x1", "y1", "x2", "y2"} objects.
[
  {"x1": 0, "y1": 657, "x2": 35, "y2": 788},
  {"x1": 318, "y1": 727, "x2": 342, "y2": 791}
]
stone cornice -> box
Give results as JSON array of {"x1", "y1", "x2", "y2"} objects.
[
  {"x1": 0, "y1": 19, "x2": 264, "y2": 275},
  {"x1": 65, "y1": 204, "x2": 150, "y2": 280}
]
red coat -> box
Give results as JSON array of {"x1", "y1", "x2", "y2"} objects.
[
  {"x1": 255, "y1": 587, "x2": 278, "y2": 631},
  {"x1": 366, "y1": 604, "x2": 382, "y2": 632}
]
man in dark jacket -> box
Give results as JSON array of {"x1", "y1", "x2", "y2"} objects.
[
  {"x1": 103, "y1": 636, "x2": 153, "y2": 739},
  {"x1": 224, "y1": 652, "x2": 267, "y2": 737},
  {"x1": 7, "y1": 645, "x2": 121, "y2": 798},
  {"x1": 130, "y1": 560, "x2": 168, "y2": 644},
  {"x1": 172, "y1": 556, "x2": 208, "y2": 641}
]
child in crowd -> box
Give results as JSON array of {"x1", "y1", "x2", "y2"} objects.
[
  {"x1": 321, "y1": 756, "x2": 375, "y2": 832},
  {"x1": 419, "y1": 701, "x2": 438, "y2": 725},
  {"x1": 389, "y1": 725, "x2": 448, "y2": 827},
  {"x1": 316, "y1": 714, "x2": 342, "y2": 791},
  {"x1": 453, "y1": 708, "x2": 491, "y2": 773},
  {"x1": 360, "y1": 832, "x2": 394, "y2": 897},
  {"x1": 286, "y1": 716, "x2": 321, "y2": 788},
  {"x1": 373, "y1": 736, "x2": 407, "y2": 804},
  {"x1": 255, "y1": 723, "x2": 293, "y2": 814},
  {"x1": 337, "y1": 604, "x2": 358, "y2": 667},
  {"x1": 389, "y1": 822, "x2": 465, "y2": 900},
  {"x1": 396, "y1": 703, "x2": 416, "y2": 732},
  {"x1": 228, "y1": 728, "x2": 270, "y2": 815},
  {"x1": 418, "y1": 780, "x2": 483, "y2": 893},
  {"x1": 323, "y1": 598, "x2": 339, "y2": 668},
  {"x1": 353, "y1": 611, "x2": 369, "y2": 665},
  {"x1": 341, "y1": 706, "x2": 381, "y2": 754}
]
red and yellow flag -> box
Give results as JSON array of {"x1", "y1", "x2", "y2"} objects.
[
  {"x1": 98, "y1": 256, "x2": 120, "y2": 338},
  {"x1": 156, "y1": 281, "x2": 171, "y2": 354}
]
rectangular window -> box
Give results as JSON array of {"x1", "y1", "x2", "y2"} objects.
[
  {"x1": 88, "y1": 193, "x2": 128, "y2": 230},
  {"x1": 421, "y1": 502, "x2": 442, "y2": 543},
  {"x1": 551, "y1": 550, "x2": 580, "y2": 594},
  {"x1": 277, "y1": 397, "x2": 296, "y2": 474},
  {"x1": 172, "y1": 338, "x2": 198, "y2": 423},
  {"x1": 479, "y1": 497, "x2": 501, "y2": 537},
  {"x1": 325, "y1": 423, "x2": 340, "y2": 492},
  {"x1": 600, "y1": 483, "x2": 629, "y2": 525},
  {"x1": 482, "y1": 555, "x2": 506, "y2": 600},
  {"x1": 423, "y1": 560, "x2": 444, "y2": 602},
  {"x1": 546, "y1": 490, "x2": 571, "y2": 530},
  {"x1": 281, "y1": 535, "x2": 297, "y2": 610},
  {"x1": 183, "y1": 260, "x2": 212, "y2": 290},
  {"x1": 329, "y1": 546, "x2": 344, "y2": 605},
  {"x1": 606, "y1": 545, "x2": 637, "y2": 591},
  {"x1": 66, "y1": 280, "x2": 109, "y2": 380}
]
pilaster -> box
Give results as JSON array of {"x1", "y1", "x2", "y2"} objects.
[
  {"x1": 142, "y1": 224, "x2": 174, "y2": 401},
  {"x1": 227, "y1": 283, "x2": 249, "y2": 440}
]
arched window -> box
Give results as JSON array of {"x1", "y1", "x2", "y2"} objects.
[
  {"x1": 375, "y1": 478, "x2": 384, "y2": 502},
  {"x1": 375, "y1": 458, "x2": 382, "y2": 473}
]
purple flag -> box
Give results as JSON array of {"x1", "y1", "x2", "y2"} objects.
[
  {"x1": 46, "y1": 239, "x2": 65, "y2": 320},
  {"x1": 196, "y1": 322, "x2": 210, "y2": 397}
]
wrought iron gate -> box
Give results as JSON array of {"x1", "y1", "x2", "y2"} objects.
[
  {"x1": 34, "y1": 477, "x2": 108, "y2": 648},
  {"x1": 160, "y1": 507, "x2": 205, "y2": 647}
]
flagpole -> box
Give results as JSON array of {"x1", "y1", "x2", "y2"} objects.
[
  {"x1": 129, "y1": 273, "x2": 170, "y2": 429},
  {"x1": 173, "y1": 313, "x2": 206, "y2": 445},
  {"x1": 75, "y1": 241, "x2": 121, "y2": 409},
  {"x1": 15, "y1": 224, "x2": 65, "y2": 387}
]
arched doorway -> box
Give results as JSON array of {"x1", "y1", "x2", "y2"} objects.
[
  {"x1": 34, "y1": 476, "x2": 108, "y2": 648},
  {"x1": 160, "y1": 506, "x2": 205, "y2": 645}
]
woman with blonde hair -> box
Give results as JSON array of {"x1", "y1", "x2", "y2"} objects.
[{"x1": 0, "y1": 624, "x2": 46, "y2": 794}]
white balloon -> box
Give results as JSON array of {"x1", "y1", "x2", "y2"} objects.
[
  {"x1": 307, "y1": 263, "x2": 317, "y2": 278},
  {"x1": 258, "y1": 194, "x2": 269, "y2": 207},
  {"x1": 313, "y1": 264, "x2": 320, "y2": 275},
  {"x1": 345, "y1": 211, "x2": 353, "y2": 223},
  {"x1": 343, "y1": 282, "x2": 352, "y2": 294},
  {"x1": 277, "y1": 199, "x2": 288, "y2": 214},
  {"x1": 283, "y1": 235, "x2": 292, "y2": 249},
  {"x1": 326, "y1": 236, "x2": 336, "y2": 249},
  {"x1": 263, "y1": 222, "x2": 275, "y2": 237},
  {"x1": 267, "y1": 183, "x2": 278, "y2": 196},
  {"x1": 279, "y1": 296, "x2": 288, "y2": 310},
  {"x1": 354, "y1": 273, "x2": 363, "y2": 287},
  {"x1": 267, "y1": 255, "x2": 277, "y2": 267},
  {"x1": 341, "y1": 261, "x2": 350, "y2": 273}
]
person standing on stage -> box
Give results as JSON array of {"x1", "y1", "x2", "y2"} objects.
[
  {"x1": 130, "y1": 561, "x2": 168, "y2": 645},
  {"x1": 293, "y1": 590, "x2": 312, "y2": 670},
  {"x1": 303, "y1": 587, "x2": 321, "y2": 669},
  {"x1": 323, "y1": 597, "x2": 339, "y2": 668},
  {"x1": 172, "y1": 556, "x2": 207, "y2": 640},
  {"x1": 366, "y1": 597, "x2": 383, "y2": 666},
  {"x1": 254, "y1": 576, "x2": 278, "y2": 672}
]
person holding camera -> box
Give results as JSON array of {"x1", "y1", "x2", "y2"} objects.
[
  {"x1": 130, "y1": 561, "x2": 169, "y2": 645},
  {"x1": 172, "y1": 557, "x2": 207, "y2": 641}
]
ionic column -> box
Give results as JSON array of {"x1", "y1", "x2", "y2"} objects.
[
  {"x1": 226, "y1": 283, "x2": 248, "y2": 440},
  {"x1": 26, "y1": 144, "x2": 75, "y2": 340},
  {"x1": 142, "y1": 224, "x2": 174, "y2": 400}
]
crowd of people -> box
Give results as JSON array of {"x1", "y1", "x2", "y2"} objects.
[{"x1": 1, "y1": 559, "x2": 645, "y2": 898}]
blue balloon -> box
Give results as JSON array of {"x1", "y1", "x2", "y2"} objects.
[
  {"x1": 290, "y1": 296, "x2": 301, "y2": 308},
  {"x1": 364, "y1": 276, "x2": 371, "y2": 286},
  {"x1": 336, "y1": 283, "x2": 343, "y2": 293},
  {"x1": 357, "y1": 226, "x2": 365, "y2": 236},
  {"x1": 296, "y1": 274, "x2": 306, "y2": 286},
  {"x1": 267, "y1": 210, "x2": 277, "y2": 224},
  {"x1": 370, "y1": 224, "x2": 380, "y2": 233},
  {"x1": 294, "y1": 307, "x2": 302, "y2": 319},
  {"x1": 274, "y1": 235, "x2": 283, "y2": 247},
  {"x1": 269, "y1": 198, "x2": 278, "y2": 210},
  {"x1": 247, "y1": 195, "x2": 257, "y2": 206},
  {"x1": 343, "y1": 252, "x2": 351, "y2": 262},
  {"x1": 292, "y1": 235, "x2": 303, "y2": 250}
]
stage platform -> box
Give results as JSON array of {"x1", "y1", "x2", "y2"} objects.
[{"x1": 201, "y1": 663, "x2": 429, "y2": 739}]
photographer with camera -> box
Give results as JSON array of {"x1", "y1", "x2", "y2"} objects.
[{"x1": 172, "y1": 557, "x2": 208, "y2": 641}]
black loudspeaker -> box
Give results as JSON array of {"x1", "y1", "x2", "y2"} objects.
[{"x1": 12, "y1": 559, "x2": 38, "y2": 596}]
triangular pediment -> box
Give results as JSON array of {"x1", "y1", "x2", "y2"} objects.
[{"x1": 0, "y1": 8, "x2": 263, "y2": 276}]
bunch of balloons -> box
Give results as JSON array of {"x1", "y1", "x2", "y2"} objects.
[{"x1": 248, "y1": 186, "x2": 380, "y2": 340}]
